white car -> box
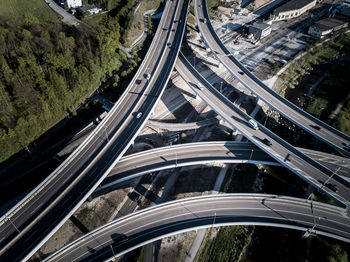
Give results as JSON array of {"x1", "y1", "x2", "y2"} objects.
[
  {"x1": 197, "y1": 82, "x2": 203, "y2": 90},
  {"x1": 146, "y1": 74, "x2": 151, "y2": 80},
  {"x1": 248, "y1": 119, "x2": 258, "y2": 130},
  {"x1": 136, "y1": 112, "x2": 142, "y2": 119}
]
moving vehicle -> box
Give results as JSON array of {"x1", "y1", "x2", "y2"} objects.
[
  {"x1": 326, "y1": 183, "x2": 338, "y2": 193},
  {"x1": 248, "y1": 119, "x2": 258, "y2": 130},
  {"x1": 146, "y1": 73, "x2": 151, "y2": 80},
  {"x1": 136, "y1": 112, "x2": 142, "y2": 119},
  {"x1": 197, "y1": 82, "x2": 203, "y2": 90},
  {"x1": 263, "y1": 138, "x2": 272, "y2": 146}
]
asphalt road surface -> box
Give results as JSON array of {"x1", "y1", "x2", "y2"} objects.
[
  {"x1": 0, "y1": 0, "x2": 189, "y2": 260},
  {"x1": 45, "y1": 194, "x2": 350, "y2": 262},
  {"x1": 99, "y1": 141, "x2": 350, "y2": 191},
  {"x1": 194, "y1": 0, "x2": 350, "y2": 156},
  {"x1": 175, "y1": 53, "x2": 350, "y2": 207}
]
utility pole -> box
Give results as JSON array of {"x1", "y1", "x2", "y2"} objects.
[
  {"x1": 320, "y1": 167, "x2": 341, "y2": 191},
  {"x1": 110, "y1": 245, "x2": 116, "y2": 260},
  {"x1": 249, "y1": 149, "x2": 253, "y2": 161},
  {"x1": 264, "y1": 109, "x2": 270, "y2": 126},
  {"x1": 175, "y1": 152, "x2": 178, "y2": 168},
  {"x1": 212, "y1": 212, "x2": 216, "y2": 228},
  {"x1": 104, "y1": 127, "x2": 109, "y2": 142},
  {"x1": 6, "y1": 216, "x2": 20, "y2": 233}
]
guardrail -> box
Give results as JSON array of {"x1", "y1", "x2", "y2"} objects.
[
  {"x1": 194, "y1": 0, "x2": 350, "y2": 156},
  {"x1": 44, "y1": 193, "x2": 349, "y2": 261}
]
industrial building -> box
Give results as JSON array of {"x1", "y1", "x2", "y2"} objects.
[
  {"x1": 77, "y1": 5, "x2": 102, "y2": 15},
  {"x1": 308, "y1": 18, "x2": 348, "y2": 38},
  {"x1": 340, "y1": 6, "x2": 350, "y2": 18},
  {"x1": 271, "y1": 0, "x2": 317, "y2": 22},
  {"x1": 249, "y1": 22, "x2": 272, "y2": 39},
  {"x1": 66, "y1": 0, "x2": 82, "y2": 8}
]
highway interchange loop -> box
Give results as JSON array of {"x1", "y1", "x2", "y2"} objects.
[{"x1": 1, "y1": 0, "x2": 350, "y2": 261}]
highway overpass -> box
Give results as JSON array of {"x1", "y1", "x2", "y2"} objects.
[
  {"x1": 44, "y1": 194, "x2": 350, "y2": 262},
  {"x1": 96, "y1": 141, "x2": 350, "y2": 194},
  {"x1": 0, "y1": 0, "x2": 189, "y2": 260},
  {"x1": 175, "y1": 53, "x2": 350, "y2": 208},
  {"x1": 194, "y1": 0, "x2": 350, "y2": 156}
]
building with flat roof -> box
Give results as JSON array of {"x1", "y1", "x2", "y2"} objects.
[
  {"x1": 249, "y1": 22, "x2": 271, "y2": 39},
  {"x1": 66, "y1": 0, "x2": 82, "y2": 8},
  {"x1": 308, "y1": 18, "x2": 348, "y2": 38},
  {"x1": 340, "y1": 6, "x2": 350, "y2": 18},
  {"x1": 78, "y1": 5, "x2": 102, "y2": 15},
  {"x1": 271, "y1": 0, "x2": 317, "y2": 22}
]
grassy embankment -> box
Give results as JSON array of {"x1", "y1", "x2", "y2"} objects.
[
  {"x1": 273, "y1": 33, "x2": 350, "y2": 135},
  {"x1": 0, "y1": 0, "x2": 59, "y2": 21},
  {"x1": 123, "y1": 0, "x2": 162, "y2": 47}
]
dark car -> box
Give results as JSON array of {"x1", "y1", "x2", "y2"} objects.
[
  {"x1": 326, "y1": 183, "x2": 338, "y2": 193},
  {"x1": 311, "y1": 125, "x2": 321, "y2": 130},
  {"x1": 238, "y1": 71, "x2": 244, "y2": 75},
  {"x1": 263, "y1": 138, "x2": 272, "y2": 146},
  {"x1": 344, "y1": 143, "x2": 350, "y2": 151},
  {"x1": 111, "y1": 234, "x2": 128, "y2": 244}
]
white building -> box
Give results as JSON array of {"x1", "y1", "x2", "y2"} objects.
[
  {"x1": 249, "y1": 22, "x2": 271, "y2": 39},
  {"x1": 66, "y1": 0, "x2": 82, "y2": 8},
  {"x1": 271, "y1": 0, "x2": 317, "y2": 22},
  {"x1": 78, "y1": 5, "x2": 102, "y2": 15},
  {"x1": 308, "y1": 18, "x2": 348, "y2": 38}
]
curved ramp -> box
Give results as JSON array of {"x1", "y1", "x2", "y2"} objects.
[{"x1": 44, "y1": 194, "x2": 350, "y2": 262}]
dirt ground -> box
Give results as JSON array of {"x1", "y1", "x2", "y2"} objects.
[
  {"x1": 32, "y1": 184, "x2": 136, "y2": 260},
  {"x1": 157, "y1": 231, "x2": 197, "y2": 262}
]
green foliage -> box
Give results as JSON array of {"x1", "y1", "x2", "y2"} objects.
[
  {"x1": 310, "y1": 237, "x2": 349, "y2": 262},
  {"x1": 0, "y1": 0, "x2": 58, "y2": 22},
  {"x1": 198, "y1": 226, "x2": 253, "y2": 262},
  {"x1": 0, "y1": 12, "x2": 127, "y2": 162},
  {"x1": 306, "y1": 97, "x2": 328, "y2": 119},
  {"x1": 335, "y1": 98, "x2": 350, "y2": 136},
  {"x1": 278, "y1": 35, "x2": 350, "y2": 97}
]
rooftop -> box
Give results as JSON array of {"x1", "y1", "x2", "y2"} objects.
[
  {"x1": 274, "y1": 0, "x2": 315, "y2": 14},
  {"x1": 78, "y1": 4, "x2": 98, "y2": 12},
  {"x1": 311, "y1": 18, "x2": 347, "y2": 31},
  {"x1": 250, "y1": 22, "x2": 271, "y2": 30}
]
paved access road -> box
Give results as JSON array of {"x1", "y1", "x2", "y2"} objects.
[
  {"x1": 44, "y1": 0, "x2": 80, "y2": 26},
  {"x1": 0, "y1": 0, "x2": 189, "y2": 260},
  {"x1": 194, "y1": 0, "x2": 350, "y2": 156},
  {"x1": 44, "y1": 194, "x2": 350, "y2": 262},
  {"x1": 175, "y1": 53, "x2": 350, "y2": 208}
]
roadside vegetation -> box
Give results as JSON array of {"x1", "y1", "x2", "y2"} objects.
[
  {"x1": 305, "y1": 35, "x2": 350, "y2": 135},
  {"x1": 276, "y1": 34, "x2": 349, "y2": 96},
  {"x1": 0, "y1": 0, "x2": 159, "y2": 163},
  {"x1": 196, "y1": 226, "x2": 254, "y2": 262},
  {"x1": 123, "y1": 0, "x2": 163, "y2": 47},
  {"x1": 0, "y1": 0, "x2": 59, "y2": 22}
]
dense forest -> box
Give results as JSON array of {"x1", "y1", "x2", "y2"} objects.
[{"x1": 0, "y1": 7, "x2": 134, "y2": 162}]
